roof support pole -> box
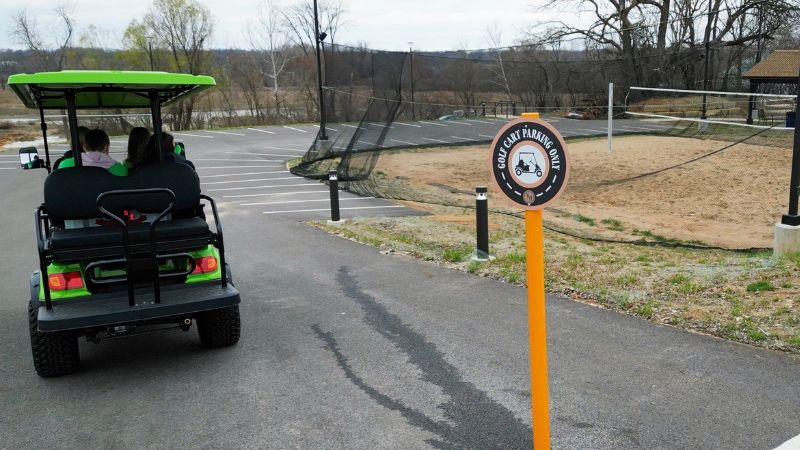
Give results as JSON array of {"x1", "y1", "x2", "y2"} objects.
[
  {"x1": 37, "y1": 104, "x2": 52, "y2": 173},
  {"x1": 149, "y1": 90, "x2": 164, "y2": 162},
  {"x1": 65, "y1": 90, "x2": 82, "y2": 167}
]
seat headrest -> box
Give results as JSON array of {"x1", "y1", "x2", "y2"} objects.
[{"x1": 44, "y1": 163, "x2": 200, "y2": 220}]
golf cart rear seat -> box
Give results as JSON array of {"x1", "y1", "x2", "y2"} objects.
[{"x1": 42, "y1": 163, "x2": 211, "y2": 261}]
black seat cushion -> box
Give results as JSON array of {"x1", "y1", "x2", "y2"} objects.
[
  {"x1": 50, "y1": 217, "x2": 209, "y2": 250},
  {"x1": 44, "y1": 163, "x2": 201, "y2": 221}
]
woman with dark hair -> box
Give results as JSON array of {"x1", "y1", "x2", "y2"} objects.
[
  {"x1": 131, "y1": 131, "x2": 195, "y2": 172},
  {"x1": 125, "y1": 127, "x2": 151, "y2": 168}
]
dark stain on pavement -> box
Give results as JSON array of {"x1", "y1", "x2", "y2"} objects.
[{"x1": 312, "y1": 267, "x2": 532, "y2": 449}]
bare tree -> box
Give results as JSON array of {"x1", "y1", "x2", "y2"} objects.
[
  {"x1": 535, "y1": 0, "x2": 799, "y2": 87},
  {"x1": 282, "y1": 0, "x2": 345, "y2": 56},
  {"x1": 124, "y1": 0, "x2": 214, "y2": 129},
  {"x1": 443, "y1": 50, "x2": 478, "y2": 110},
  {"x1": 10, "y1": 4, "x2": 74, "y2": 71},
  {"x1": 250, "y1": 0, "x2": 293, "y2": 119},
  {"x1": 485, "y1": 24, "x2": 512, "y2": 101}
]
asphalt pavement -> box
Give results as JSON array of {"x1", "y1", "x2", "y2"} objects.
[{"x1": 0, "y1": 118, "x2": 798, "y2": 449}]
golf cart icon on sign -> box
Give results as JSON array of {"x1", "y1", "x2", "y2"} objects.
[
  {"x1": 515, "y1": 150, "x2": 544, "y2": 178},
  {"x1": 510, "y1": 144, "x2": 549, "y2": 188}
]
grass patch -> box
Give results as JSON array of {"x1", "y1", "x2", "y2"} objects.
[
  {"x1": 500, "y1": 267, "x2": 522, "y2": 284},
  {"x1": 601, "y1": 218, "x2": 624, "y2": 231},
  {"x1": 636, "y1": 301, "x2": 657, "y2": 318},
  {"x1": 573, "y1": 214, "x2": 596, "y2": 226},
  {"x1": 442, "y1": 245, "x2": 472, "y2": 263},
  {"x1": 746, "y1": 280, "x2": 775, "y2": 293},
  {"x1": 789, "y1": 335, "x2": 800, "y2": 347}
]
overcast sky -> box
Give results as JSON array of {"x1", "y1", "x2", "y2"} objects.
[{"x1": 0, "y1": 0, "x2": 568, "y2": 51}]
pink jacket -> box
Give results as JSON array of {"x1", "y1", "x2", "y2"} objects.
[{"x1": 82, "y1": 151, "x2": 118, "y2": 169}]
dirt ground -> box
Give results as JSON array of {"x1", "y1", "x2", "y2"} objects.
[{"x1": 375, "y1": 135, "x2": 792, "y2": 249}]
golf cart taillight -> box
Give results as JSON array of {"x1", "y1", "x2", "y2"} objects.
[
  {"x1": 48, "y1": 272, "x2": 84, "y2": 291},
  {"x1": 192, "y1": 256, "x2": 218, "y2": 274}
]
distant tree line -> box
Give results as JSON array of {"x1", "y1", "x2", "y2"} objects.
[{"x1": 2, "y1": 0, "x2": 798, "y2": 127}]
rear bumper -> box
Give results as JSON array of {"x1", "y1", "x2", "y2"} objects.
[{"x1": 37, "y1": 282, "x2": 240, "y2": 332}]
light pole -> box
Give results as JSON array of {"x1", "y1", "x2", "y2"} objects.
[
  {"x1": 408, "y1": 41, "x2": 416, "y2": 121},
  {"x1": 700, "y1": 0, "x2": 713, "y2": 120},
  {"x1": 146, "y1": 36, "x2": 155, "y2": 71},
  {"x1": 313, "y1": 0, "x2": 328, "y2": 141}
]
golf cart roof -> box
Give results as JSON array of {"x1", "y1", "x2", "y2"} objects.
[{"x1": 7, "y1": 70, "x2": 216, "y2": 110}]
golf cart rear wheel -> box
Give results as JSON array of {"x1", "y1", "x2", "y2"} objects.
[
  {"x1": 28, "y1": 303, "x2": 80, "y2": 377},
  {"x1": 197, "y1": 305, "x2": 240, "y2": 349}
]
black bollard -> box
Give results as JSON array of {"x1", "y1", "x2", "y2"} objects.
[
  {"x1": 475, "y1": 186, "x2": 489, "y2": 260},
  {"x1": 329, "y1": 170, "x2": 340, "y2": 222}
]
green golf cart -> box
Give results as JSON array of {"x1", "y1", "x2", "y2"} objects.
[{"x1": 8, "y1": 71, "x2": 241, "y2": 377}]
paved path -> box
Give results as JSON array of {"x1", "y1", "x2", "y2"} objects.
[{"x1": 0, "y1": 122, "x2": 798, "y2": 449}]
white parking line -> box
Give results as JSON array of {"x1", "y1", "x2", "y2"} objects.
[
  {"x1": 202, "y1": 171, "x2": 289, "y2": 178},
  {"x1": 196, "y1": 165, "x2": 284, "y2": 169},
  {"x1": 224, "y1": 189, "x2": 329, "y2": 199},
  {"x1": 478, "y1": 134, "x2": 496, "y2": 139},
  {"x1": 357, "y1": 140, "x2": 381, "y2": 147},
  {"x1": 422, "y1": 137, "x2": 450, "y2": 143},
  {"x1": 578, "y1": 129, "x2": 605, "y2": 134},
  {"x1": 264, "y1": 146, "x2": 308, "y2": 152},
  {"x1": 0, "y1": 167, "x2": 16, "y2": 170},
  {"x1": 283, "y1": 126, "x2": 307, "y2": 133},
  {"x1": 242, "y1": 197, "x2": 374, "y2": 206},
  {"x1": 394, "y1": 122, "x2": 422, "y2": 128},
  {"x1": 206, "y1": 130, "x2": 246, "y2": 136},
  {"x1": 193, "y1": 158, "x2": 283, "y2": 162},
  {"x1": 391, "y1": 139, "x2": 417, "y2": 146},
  {"x1": 225, "y1": 151, "x2": 286, "y2": 156},
  {"x1": 368, "y1": 122, "x2": 393, "y2": 129},
  {"x1": 208, "y1": 182, "x2": 319, "y2": 192},
  {"x1": 465, "y1": 119, "x2": 494, "y2": 124},
  {"x1": 419, "y1": 121, "x2": 447, "y2": 127},
  {"x1": 246, "y1": 127, "x2": 275, "y2": 134},
  {"x1": 310, "y1": 124, "x2": 341, "y2": 132},
  {"x1": 620, "y1": 125, "x2": 663, "y2": 132},
  {"x1": 450, "y1": 136, "x2": 473, "y2": 141},
  {"x1": 173, "y1": 132, "x2": 215, "y2": 139},
  {"x1": 263, "y1": 205, "x2": 403, "y2": 215},
  {"x1": 203, "y1": 177, "x2": 299, "y2": 185},
  {"x1": 448, "y1": 121, "x2": 473, "y2": 126},
  {"x1": 340, "y1": 124, "x2": 363, "y2": 129}
]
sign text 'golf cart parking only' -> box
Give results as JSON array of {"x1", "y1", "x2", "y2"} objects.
[
  {"x1": 491, "y1": 119, "x2": 569, "y2": 208},
  {"x1": 490, "y1": 115, "x2": 570, "y2": 450}
]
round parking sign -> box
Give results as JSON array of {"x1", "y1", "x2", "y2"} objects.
[{"x1": 490, "y1": 118, "x2": 570, "y2": 209}]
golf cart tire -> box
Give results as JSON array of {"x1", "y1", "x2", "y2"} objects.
[
  {"x1": 28, "y1": 302, "x2": 80, "y2": 377},
  {"x1": 197, "y1": 305, "x2": 240, "y2": 349}
]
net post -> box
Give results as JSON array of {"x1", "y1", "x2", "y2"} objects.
[
  {"x1": 328, "y1": 170, "x2": 340, "y2": 222},
  {"x1": 781, "y1": 68, "x2": 800, "y2": 226},
  {"x1": 608, "y1": 82, "x2": 614, "y2": 153},
  {"x1": 473, "y1": 186, "x2": 489, "y2": 261}
]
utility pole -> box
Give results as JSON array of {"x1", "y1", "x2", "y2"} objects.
[
  {"x1": 146, "y1": 36, "x2": 155, "y2": 71},
  {"x1": 313, "y1": 0, "x2": 328, "y2": 141},
  {"x1": 408, "y1": 42, "x2": 416, "y2": 121},
  {"x1": 701, "y1": 0, "x2": 714, "y2": 120},
  {"x1": 755, "y1": 2, "x2": 764, "y2": 64}
]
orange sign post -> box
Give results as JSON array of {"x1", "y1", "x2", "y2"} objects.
[{"x1": 489, "y1": 112, "x2": 570, "y2": 449}]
